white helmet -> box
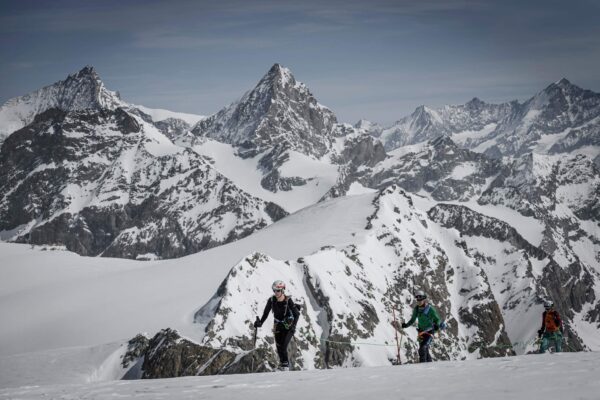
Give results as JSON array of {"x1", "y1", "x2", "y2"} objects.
[
  {"x1": 415, "y1": 290, "x2": 427, "y2": 301},
  {"x1": 544, "y1": 300, "x2": 554, "y2": 310},
  {"x1": 272, "y1": 280, "x2": 286, "y2": 293}
]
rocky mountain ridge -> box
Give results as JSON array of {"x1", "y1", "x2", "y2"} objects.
[{"x1": 368, "y1": 79, "x2": 600, "y2": 164}]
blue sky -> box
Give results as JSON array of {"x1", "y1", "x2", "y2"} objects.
[{"x1": 1, "y1": 0, "x2": 599, "y2": 124}]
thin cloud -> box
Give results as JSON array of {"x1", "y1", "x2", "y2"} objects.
[
  {"x1": 8, "y1": 62, "x2": 35, "y2": 70},
  {"x1": 131, "y1": 30, "x2": 276, "y2": 49}
]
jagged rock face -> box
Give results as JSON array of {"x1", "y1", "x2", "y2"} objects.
[
  {"x1": 0, "y1": 107, "x2": 286, "y2": 259},
  {"x1": 373, "y1": 136, "x2": 500, "y2": 200},
  {"x1": 192, "y1": 64, "x2": 337, "y2": 159},
  {"x1": 325, "y1": 136, "x2": 501, "y2": 202},
  {"x1": 154, "y1": 118, "x2": 192, "y2": 141},
  {"x1": 479, "y1": 153, "x2": 600, "y2": 262},
  {"x1": 339, "y1": 134, "x2": 387, "y2": 167},
  {"x1": 428, "y1": 204, "x2": 593, "y2": 352},
  {"x1": 254, "y1": 144, "x2": 308, "y2": 193},
  {"x1": 0, "y1": 66, "x2": 124, "y2": 141},
  {"x1": 473, "y1": 152, "x2": 600, "y2": 347},
  {"x1": 428, "y1": 204, "x2": 547, "y2": 260},
  {"x1": 320, "y1": 133, "x2": 387, "y2": 200},
  {"x1": 121, "y1": 329, "x2": 278, "y2": 379}
]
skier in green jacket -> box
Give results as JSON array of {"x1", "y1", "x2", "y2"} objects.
[{"x1": 392, "y1": 290, "x2": 442, "y2": 362}]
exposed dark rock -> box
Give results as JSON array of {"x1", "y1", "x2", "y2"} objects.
[
  {"x1": 121, "y1": 328, "x2": 281, "y2": 379},
  {"x1": 340, "y1": 135, "x2": 387, "y2": 167},
  {"x1": 428, "y1": 204, "x2": 547, "y2": 260},
  {"x1": 260, "y1": 169, "x2": 307, "y2": 192}
]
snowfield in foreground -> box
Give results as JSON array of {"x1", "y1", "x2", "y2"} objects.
[{"x1": 1, "y1": 352, "x2": 598, "y2": 400}]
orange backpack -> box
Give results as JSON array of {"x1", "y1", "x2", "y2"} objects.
[{"x1": 544, "y1": 311, "x2": 561, "y2": 332}]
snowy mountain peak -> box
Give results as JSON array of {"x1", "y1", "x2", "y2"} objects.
[
  {"x1": 248, "y1": 63, "x2": 310, "y2": 103},
  {"x1": 263, "y1": 63, "x2": 297, "y2": 88},
  {"x1": 466, "y1": 97, "x2": 486, "y2": 109},
  {"x1": 192, "y1": 63, "x2": 337, "y2": 158},
  {"x1": 410, "y1": 105, "x2": 442, "y2": 127},
  {"x1": 0, "y1": 65, "x2": 125, "y2": 140},
  {"x1": 541, "y1": 77, "x2": 583, "y2": 99},
  {"x1": 555, "y1": 77, "x2": 572, "y2": 87},
  {"x1": 69, "y1": 65, "x2": 100, "y2": 81}
]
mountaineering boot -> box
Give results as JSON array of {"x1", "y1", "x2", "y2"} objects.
[{"x1": 278, "y1": 362, "x2": 290, "y2": 371}]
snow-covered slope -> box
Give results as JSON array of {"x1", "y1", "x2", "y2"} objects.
[
  {"x1": 131, "y1": 105, "x2": 205, "y2": 126},
  {"x1": 1, "y1": 332, "x2": 599, "y2": 399},
  {"x1": 191, "y1": 139, "x2": 339, "y2": 212}
]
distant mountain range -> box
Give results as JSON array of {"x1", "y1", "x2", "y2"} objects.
[{"x1": 365, "y1": 78, "x2": 600, "y2": 162}]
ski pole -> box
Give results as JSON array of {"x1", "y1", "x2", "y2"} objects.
[
  {"x1": 253, "y1": 317, "x2": 259, "y2": 349},
  {"x1": 251, "y1": 317, "x2": 259, "y2": 373},
  {"x1": 399, "y1": 329, "x2": 404, "y2": 362},
  {"x1": 392, "y1": 308, "x2": 401, "y2": 365}
]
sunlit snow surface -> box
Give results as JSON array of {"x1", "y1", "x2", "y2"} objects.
[
  {"x1": 132, "y1": 105, "x2": 205, "y2": 126},
  {"x1": 192, "y1": 139, "x2": 339, "y2": 212},
  {"x1": 1, "y1": 353, "x2": 598, "y2": 399}
]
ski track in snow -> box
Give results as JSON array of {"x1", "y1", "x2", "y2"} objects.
[{"x1": 0, "y1": 352, "x2": 598, "y2": 399}]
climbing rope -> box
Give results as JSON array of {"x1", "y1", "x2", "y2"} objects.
[{"x1": 302, "y1": 335, "x2": 576, "y2": 352}]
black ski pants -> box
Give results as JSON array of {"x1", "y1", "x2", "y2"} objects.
[
  {"x1": 418, "y1": 334, "x2": 433, "y2": 362},
  {"x1": 274, "y1": 326, "x2": 294, "y2": 366}
]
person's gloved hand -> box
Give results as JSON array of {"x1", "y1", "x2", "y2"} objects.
[
  {"x1": 289, "y1": 326, "x2": 296, "y2": 335},
  {"x1": 401, "y1": 322, "x2": 408, "y2": 329},
  {"x1": 537, "y1": 329, "x2": 544, "y2": 338},
  {"x1": 254, "y1": 318, "x2": 263, "y2": 328}
]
